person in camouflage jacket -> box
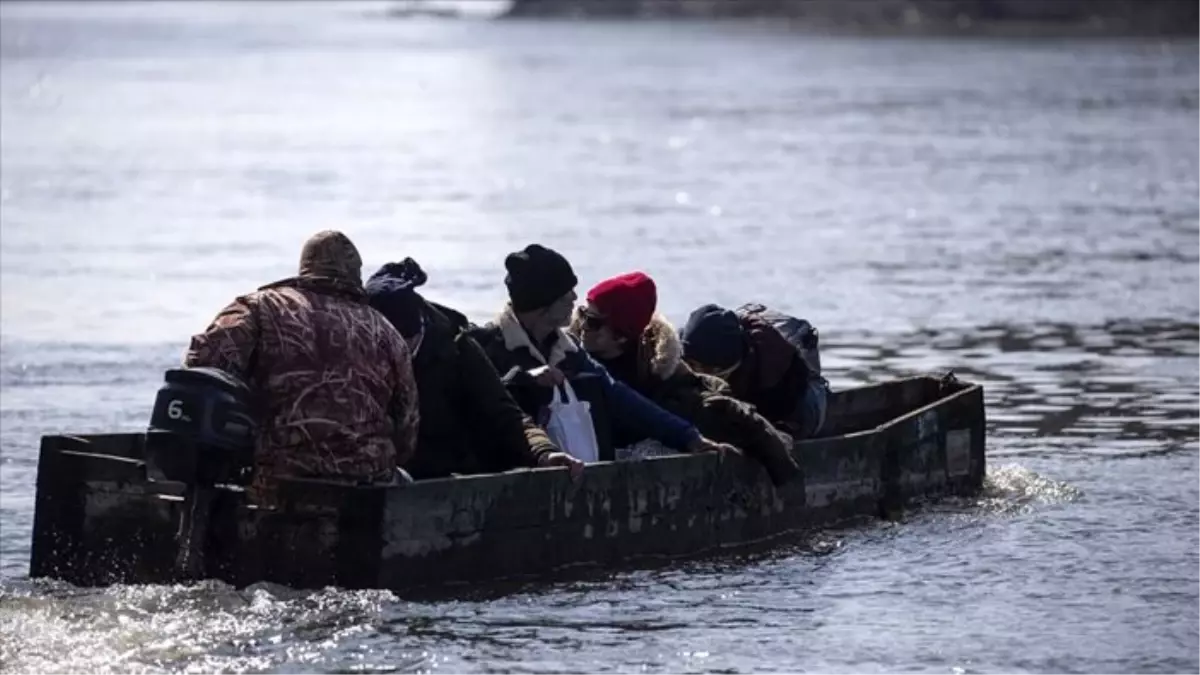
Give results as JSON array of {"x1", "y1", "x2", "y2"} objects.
[{"x1": 184, "y1": 230, "x2": 419, "y2": 501}]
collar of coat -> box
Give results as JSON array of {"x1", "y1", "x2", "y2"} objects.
[
  {"x1": 259, "y1": 274, "x2": 366, "y2": 302},
  {"x1": 497, "y1": 304, "x2": 578, "y2": 367},
  {"x1": 567, "y1": 311, "x2": 683, "y2": 382}
]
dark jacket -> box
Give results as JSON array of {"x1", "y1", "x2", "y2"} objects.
[
  {"x1": 366, "y1": 288, "x2": 559, "y2": 479},
  {"x1": 184, "y1": 231, "x2": 419, "y2": 502},
  {"x1": 738, "y1": 303, "x2": 822, "y2": 376},
  {"x1": 468, "y1": 306, "x2": 700, "y2": 461},
  {"x1": 726, "y1": 306, "x2": 813, "y2": 437},
  {"x1": 571, "y1": 312, "x2": 800, "y2": 485}
]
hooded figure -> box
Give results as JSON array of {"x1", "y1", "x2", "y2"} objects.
[
  {"x1": 680, "y1": 302, "x2": 827, "y2": 439},
  {"x1": 185, "y1": 230, "x2": 419, "y2": 503},
  {"x1": 365, "y1": 258, "x2": 583, "y2": 480},
  {"x1": 570, "y1": 272, "x2": 801, "y2": 486},
  {"x1": 468, "y1": 245, "x2": 734, "y2": 462}
]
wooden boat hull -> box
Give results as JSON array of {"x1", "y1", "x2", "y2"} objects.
[{"x1": 28, "y1": 375, "x2": 986, "y2": 592}]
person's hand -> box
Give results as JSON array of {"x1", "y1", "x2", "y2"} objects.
[
  {"x1": 538, "y1": 452, "x2": 584, "y2": 481},
  {"x1": 686, "y1": 435, "x2": 741, "y2": 457},
  {"x1": 529, "y1": 365, "x2": 566, "y2": 387}
]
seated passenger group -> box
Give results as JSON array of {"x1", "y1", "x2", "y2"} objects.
[{"x1": 184, "y1": 231, "x2": 830, "y2": 502}]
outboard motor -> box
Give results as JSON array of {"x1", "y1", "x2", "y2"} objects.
[
  {"x1": 144, "y1": 367, "x2": 257, "y2": 580},
  {"x1": 145, "y1": 367, "x2": 256, "y2": 487}
]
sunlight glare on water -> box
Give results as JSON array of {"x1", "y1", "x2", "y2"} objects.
[{"x1": 0, "y1": 1, "x2": 1196, "y2": 673}]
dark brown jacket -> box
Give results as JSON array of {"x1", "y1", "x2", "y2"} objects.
[
  {"x1": 726, "y1": 306, "x2": 812, "y2": 437},
  {"x1": 374, "y1": 295, "x2": 558, "y2": 479},
  {"x1": 184, "y1": 231, "x2": 419, "y2": 500}
]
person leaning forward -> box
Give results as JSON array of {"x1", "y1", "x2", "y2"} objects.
[
  {"x1": 184, "y1": 230, "x2": 419, "y2": 503},
  {"x1": 467, "y1": 243, "x2": 736, "y2": 461},
  {"x1": 569, "y1": 271, "x2": 801, "y2": 486},
  {"x1": 680, "y1": 303, "x2": 827, "y2": 439}
]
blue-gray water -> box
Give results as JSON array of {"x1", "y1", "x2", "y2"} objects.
[{"x1": 1, "y1": 2, "x2": 1197, "y2": 672}]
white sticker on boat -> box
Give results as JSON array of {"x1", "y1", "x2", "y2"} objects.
[{"x1": 946, "y1": 429, "x2": 972, "y2": 477}]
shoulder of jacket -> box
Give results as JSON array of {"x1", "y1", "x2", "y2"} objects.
[
  {"x1": 238, "y1": 287, "x2": 278, "y2": 306},
  {"x1": 425, "y1": 300, "x2": 470, "y2": 330},
  {"x1": 463, "y1": 320, "x2": 499, "y2": 343},
  {"x1": 735, "y1": 302, "x2": 768, "y2": 318}
]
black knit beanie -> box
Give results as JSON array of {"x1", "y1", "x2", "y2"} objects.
[
  {"x1": 504, "y1": 244, "x2": 578, "y2": 312},
  {"x1": 680, "y1": 304, "x2": 746, "y2": 370}
]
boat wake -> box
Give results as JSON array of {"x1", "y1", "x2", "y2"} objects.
[
  {"x1": 0, "y1": 579, "x2": 407, "y2": 674},
  {"x1": 977, "y1": 463, "x2": 1083, "y2": 514},
  {"x1": 0, "y1": 463, "x2": 1086, "y2": 675}
]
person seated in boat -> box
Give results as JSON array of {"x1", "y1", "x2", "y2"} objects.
[
  {"x1": 467, "y1": 244, "x2": 736, "y2": 462},
  {"x1": 364, "y1": 257, "x2": 584, "y2": 480},
  {"x1": 566, "y1": 272, "x2": 800, "y2": 486},
  {"x1": 679, "y1": 302, "x2": 830, "y2": 440},
  {"x1": 184, "y1": 230, "x2": 419, "y2": 503}
]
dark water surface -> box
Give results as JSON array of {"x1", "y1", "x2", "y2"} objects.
[{"x1": 1, "y1": 2, "x2": 1197, "y2": 672}]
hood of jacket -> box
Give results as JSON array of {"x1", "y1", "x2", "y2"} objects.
[
  {"x1": 262, "y1": 230, "x2": 367, "y2": 301},
  {"x1": 640, "y1": 313, "x2": 684, "y2": 381},
  {"x1": 738, "y1": 310, "x2": 805, "y2": 391},
  {"x1": 364, "y1": 258, "x2": 431, "y2": 338}
]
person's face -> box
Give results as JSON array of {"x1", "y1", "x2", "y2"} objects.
[
  {"x1": 541, "y1": 289, "x2": 577, "y2": 328},
  {"x1": 578, "y1": 303, "x2": 626, "y2": 358}
]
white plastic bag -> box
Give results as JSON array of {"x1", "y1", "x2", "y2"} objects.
[{"x1": 544, "y1": 380, "x2": 601, "y2": 463}]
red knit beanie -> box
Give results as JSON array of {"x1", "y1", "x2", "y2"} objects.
[{"x1": 586, "y1": 272, "x2": 658, "y2": 340}]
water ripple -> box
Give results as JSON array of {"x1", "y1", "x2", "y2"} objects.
[{"x1": 1, "y1": 4, "x2": 1196, "y2": 673}]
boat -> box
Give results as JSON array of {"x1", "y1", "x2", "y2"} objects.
[{"x1": 27, "y1": 373, "x2": 986, "y2": 593}]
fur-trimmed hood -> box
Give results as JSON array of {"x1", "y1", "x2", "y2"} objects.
[
  {"x1": 497, "y1": 304, "x2": 578, "y2": 367},
  {"x1": 640, "y1": 313, "x2": 684, "y2": 381},
  {"x1": 569, "y1": 311, "x2": 683, "y2": 383}
]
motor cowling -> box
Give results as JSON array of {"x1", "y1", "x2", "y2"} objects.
[{"x1": 145, "y1": 367, "x2": 257, "y2": 487}]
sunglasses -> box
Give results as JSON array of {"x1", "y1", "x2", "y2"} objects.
[{"x1": 578, "y1": 309, "x2": 607, "y2": 331}]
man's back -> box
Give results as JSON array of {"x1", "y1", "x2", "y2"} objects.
[{"x1": 184, "y1": 231, "x2": 419, "y2": 500}]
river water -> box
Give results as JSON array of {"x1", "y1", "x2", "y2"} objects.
[{"x1": 1, "y1": 2, "x2": 1197, "y2": 673}]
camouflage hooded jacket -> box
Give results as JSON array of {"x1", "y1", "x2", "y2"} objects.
[{"x1": 184, "y1": 231, "x2": 419, "y2": 498}]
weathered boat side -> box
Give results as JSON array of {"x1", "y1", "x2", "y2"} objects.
[
  {"x1": 821, "y1": 376, "x2": 943, "y2": 437},
  {"x1": 368, "y1": 376, "x2": 985, "y2": 588},
  {"x1": 27, "y1": 375, "x2": 986, "y2": 592},
  {"x1": 880, "y1": 381, "x2": 987, "y2": 506},
  {"x1": 30, "y1": 434, "x2": 181, "y2": 585}
]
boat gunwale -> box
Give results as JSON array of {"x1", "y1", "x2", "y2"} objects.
[{"x1": 34, "y1": 375, "x2": 983, "y2": 496}]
